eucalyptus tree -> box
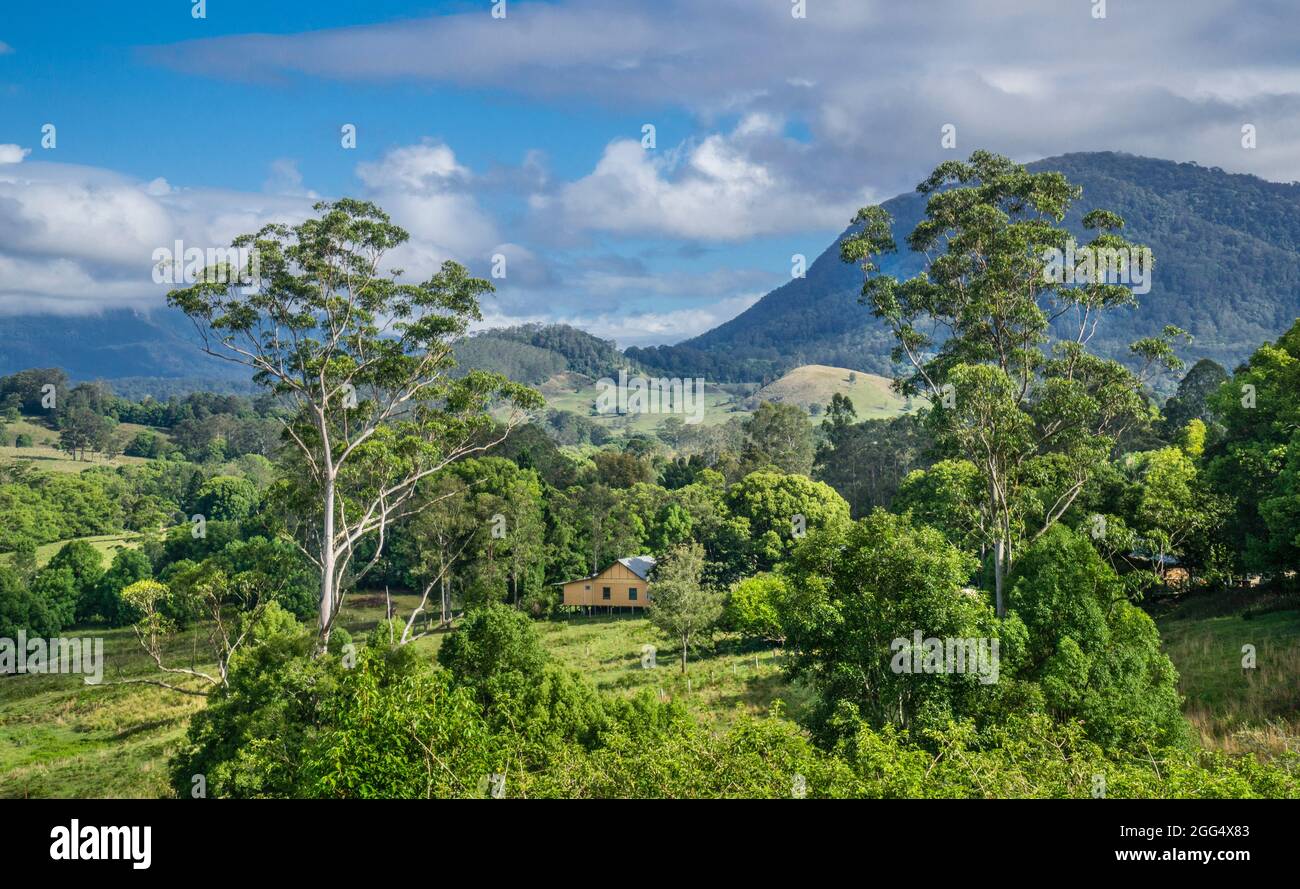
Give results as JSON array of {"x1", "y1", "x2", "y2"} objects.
[
  {"x1": 647, "y1": 542, "x2": 721, "y2": 673},
  {"x1": 841, "y1": 152, "x2": 1182, "y2": 615},
  {"x1": 168, "y1": 199, "x2": 542, "y2": 647}
]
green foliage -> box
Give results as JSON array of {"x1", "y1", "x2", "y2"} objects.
[
  {"x1": 590, "y1": 450, "x2": 653, "y2": 488},
  {"x1": 780, "y1": 510, "x2": 994, "y2": 742},
  {"x1": 162, "y1": 609, "x2": 1298, "y2": 798},
  {"x1": 1204, "y1": 320, "x2": 1300, "y2": 574},
  {"x1": 438, "y1": 603, "x2": 548, "y2": 698},
  {"x1": 193, "y1": 476, "x2": 259, "y2": 523},
  {"x1": 1161, "y1": 358, "x2": 1228, "y2": 438},
  {"x1": 740, "y1": 401, "x2": 815, "y2": 476},
  {"x1": 0, "y1": 565, "x2": 58, "y2": 638},
  {"x1": 725, "y1": 470, "x2": 850, "y2": 570},
  {"x1": 0, "y1": 470, "x2": 125, "y2": 551},
  {"x1": 893, "y1": 459, "x2": 984, "y2": 551},
  {"x1": 168, "y1": 198, "x2": 543, "y2": 645},
  {"x1": 46, "y1": 539, "x2": 105, "y2": 622},
  {"x1": 28, "y1": 567, "x2": 78, "y2": 632},
  {"x1": 1121, "y1": 446, "x2": 1228, "y2": 581},
  {"x1": 214, "y1": 536, "x2": 317, "y2": 621},
  {"x1": 1006, "y1": 525, "x2": 1187, "y2": 750},
  {"x1": 454, "y1": 333, "x2": 566, "y2": 385},
  {"x1": 647, "y1": 542, "x2": 723, "y2": 672},
  {"x1": 86, "y1": 549, "x2": 153, "y2": 626},
  {"x1": 478, "y1": 323, "x2": 627, "y2": 379},
  {"x1": 815, "y1": 412, "x2": 930, "y2": 517},
  {"x1": 842, "y1": 151, "x2": 1177, "y2": 614},
  {"x1": 725, "y1": 573, "x2": 788, "y2": 643}
]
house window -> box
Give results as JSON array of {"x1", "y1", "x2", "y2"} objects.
[
  {"x1": 628, "y1": 587, "x2": 638, "y2": 601},
  {"x1": 602, "y1": 586, "x2": 611, "y2": 600}
]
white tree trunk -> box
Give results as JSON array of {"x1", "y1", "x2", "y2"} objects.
[
  {"x1": 319, "y1": 477, "x2": 337, "y2": 648},
  {"x1": 994, "y1": 538, "x2": 1006, "y2": 618}
]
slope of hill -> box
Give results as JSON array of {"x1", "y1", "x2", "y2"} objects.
[
  {"x1": 628, "y1": 152, "x2": 1300, "y2": 381},
  {"x1": 754, "y1": 364, "x2": 915, "y2": 418},
  {"x1": 537, "y1": 371, "x2": 745, "y2": 434}
]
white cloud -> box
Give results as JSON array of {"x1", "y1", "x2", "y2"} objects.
[
  {"x1": 476, "y1": 292, "x2": 764, "y2": 347},
  {"x1": 0, "y1": 160, "x2": 316, "y2": 312},
  {"x1": 352, "y1": 141, "x2": 499, "y2": 279},
  {"x1": 0, "y1": 144, "x2": 30, "y2": 164},
  {"x1": 546, "y1": 120, "x2": 863, "y2": 240},
  {"x1": 263, "y1": 159, "x2": 319, "y2": 198},
  {"x1": 144, "y1": 0, "x2": 1300, "y2": 191},
  {"x1": 0, "y1": 142, "x2": 503, "y2": 313},
  {"x1": 0, "y1": 141, "x2": 794, "y2": 343},
  {"x1": 356, "y1": 141, "x2": 468, "y2": 191}
]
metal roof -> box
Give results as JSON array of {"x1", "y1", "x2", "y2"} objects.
[
  {"x1": 554, "y1": 555, "x2": 657, "y2": 586},
  {"x1": 618, "y1": 556, "x2": 656, "y2": 580}
]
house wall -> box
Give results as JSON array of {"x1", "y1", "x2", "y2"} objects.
[{"x1": 561, "y1": 561, "x2": 649, "y2": 607}]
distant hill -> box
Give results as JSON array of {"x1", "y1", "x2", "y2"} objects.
[
  {"x1": 0, "y1": 308, "x2": 251, "y2": 390},
  {"x1": 628, "y1": 152, "x2": 1300, "y2": 382},
  {"x1": 755, "y1": 364, "x2": 915, "y2": 418},
  {"x1": 453, "y1": 334, "x2": 567, "y2": 385},
  {"x1": 462, "y1": 323, "x2": 630, "y2": 378}
]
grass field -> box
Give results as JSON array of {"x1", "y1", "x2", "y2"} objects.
[
  {"x1": 0, "y1": 533, "x2": 143, "y2": 570},
  {"x1": 0, "y1": 416, "x2": 158, "y2": 472},
  {"x1": 524, "y1": 364, "x2": 917, "y2": 439},
  {"x1": 536, "y1": 372, "x2": 746, "y2": 435},
  {"x1": 0, "y1": 624, "x2": 208, "y2": 798},
  {"x1": 754, "y1": 364, "x2": 919, "y2": 419},
  {"x1": 536, "y1": 614, "x2": 811, "y2": 730},
  {"x1": 1158, "y1": 602, "x2": 1300, "y2": 757},
  {"x1": 0, "y1": 590, "x2": 425, "y2": 799},
  {"x1": 2, "y1": 585, "x2": 1294, "y2": 797}
]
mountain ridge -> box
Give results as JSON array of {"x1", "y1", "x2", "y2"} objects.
[{"x1": 627, "y1": 151, "x2": 1300, "y2": 382}]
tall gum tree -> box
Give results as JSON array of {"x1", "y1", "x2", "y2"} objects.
[
  {"x1": 168, "y1": 199, "x2": 543, "y2": 648},
  {"x1": 841, "y1": 152, "x2": 1183, "y2": 616}
]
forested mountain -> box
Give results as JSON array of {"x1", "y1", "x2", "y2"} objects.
[
  {"x1": 454, "y1": 323, "x2": 632, "y2": 383},
  {"x1": 628, "y1": 152, "x2": 1300, "y2": 381},
  {"x1": 452, "y1": 334, "x2": 567, "y2": 385},
  {"x1": 0, "y1": 311, "x2": 615, "y2": 394},
  {"x1": 0, "y1": 308, "x2": 249, "y2": 386}
]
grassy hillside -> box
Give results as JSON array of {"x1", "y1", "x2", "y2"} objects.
[
  {"x1": 537, "y1": 616, "x2": 808, "y2": 731},
  {"x1": 0, "y1": 592, "x2": 424, "y2": 799},
  {"x1": 1158, "y1": 600, "x2": 1300, "y2": 758},
  {"x1": 754, "y1": 364, "x2": 917, "y2": 419},
  {"x1": 534, "y1": 372, "x2": 747, "y2": 435},
  {"x1": 0, "y1": 533, "x2": 142, "y2": 570},
  {"x1": 0, "y1": 415, "x2": 158, "y2": 473},
  {"x1": 0, "y1": 626, "x2": 206, "y2": 799},
  {"x1": 526, "y1": 365, "x2": 915, "y2": 439}
]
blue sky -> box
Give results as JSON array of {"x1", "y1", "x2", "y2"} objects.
[{"x1": 2, "y1": 0, "x2": 1298, "y2": 344}]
